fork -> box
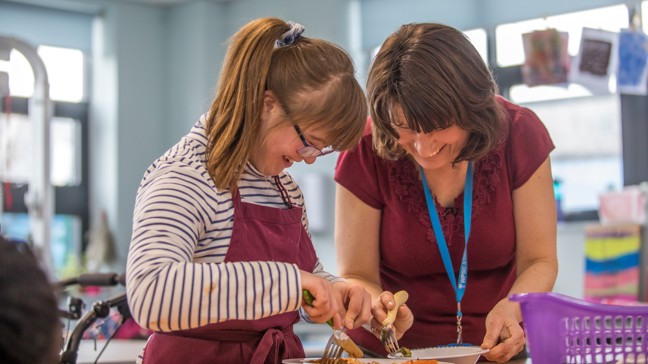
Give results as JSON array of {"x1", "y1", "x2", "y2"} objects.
[
  {"x1": 381, "y1": 290, "x2": 409, "y2": 356},
  {"x1": 302, "y1": 289, "x2": 364, "y2": 362},
  {"x1": 320, "y1": 335, "x2": 342, "y2": 364},
  {"x1": 321, "y1": 331, "x2": 357, "y2": 364}
]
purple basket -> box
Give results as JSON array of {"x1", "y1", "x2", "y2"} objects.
[{"x1": 510, "y1": 292, "x2": 648, "y2": 364}]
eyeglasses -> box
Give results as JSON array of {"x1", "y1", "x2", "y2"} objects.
[{"x1": 293, "y1": 125, "x2": 334, "y2": 158}]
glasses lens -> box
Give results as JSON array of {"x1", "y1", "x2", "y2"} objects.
[{"x1": 297, "y1": 146, "x2": 322, "y2": 158}]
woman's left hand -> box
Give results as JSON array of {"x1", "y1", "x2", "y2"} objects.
[{"x1": 480, "y1": 299, "x2": 526, "y2": 363}]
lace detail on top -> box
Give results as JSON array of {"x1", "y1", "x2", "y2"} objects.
[{"x1": 388, "y1": 151, "x2": 503, "y2": 246}]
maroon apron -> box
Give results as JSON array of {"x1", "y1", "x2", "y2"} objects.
[{"x1": 143, "y1": 187, "x2": 318, "y2": 364}]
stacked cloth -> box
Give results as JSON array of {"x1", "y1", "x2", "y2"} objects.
[{"x1": 584, "y1": 223, "x2": 642, "y2": 302}]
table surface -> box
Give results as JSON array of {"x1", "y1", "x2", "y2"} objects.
[{"x1": 74, "y1": 339, "x2": 533, "y2": 364}]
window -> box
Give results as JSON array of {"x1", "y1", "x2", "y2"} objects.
[
  {"x1": 642, "y1": 1, "x2": 648, "y2": 34},
  {"x1": 496, "y1": 5, "x2": 629, "y2": 67},
  {"x1": 521, "y1": 96, "x2": 623, "y2": 213},
  {"x1": 463, "y1": 28, "x2": 488, "y2": 66},
  {"x1": 497, "y1": 5, "x2": 628, "y2": 102},
  {"x1": 1, "y1": 114, "x2": 82, "y2": 186},
  {"x1": 493, "y1": 4, "x2": 630, "y2": 216},
  {"x1": 0, "y1": 46, "x2": 85, "y2": 102},
  {"x1": 1, "y1": 44, "x2": 88, "y2": 276}
]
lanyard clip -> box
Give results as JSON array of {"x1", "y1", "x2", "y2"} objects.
[{"x1": 456, "y1": 302, "x2": 463, "y2": 345}]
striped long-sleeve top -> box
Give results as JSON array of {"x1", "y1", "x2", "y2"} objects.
[{"x1": 126, "y1": 115, "x2": 340, "y2": 332}]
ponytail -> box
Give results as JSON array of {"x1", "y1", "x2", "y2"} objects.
[{"x1": 205, "y1": 18, "x2": 289, "y2": 190}]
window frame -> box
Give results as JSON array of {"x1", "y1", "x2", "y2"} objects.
[{"x1": 2, "y1": 96, "x2": 89, "y2": 247}]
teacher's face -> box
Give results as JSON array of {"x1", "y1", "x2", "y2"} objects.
[{"x1": 391, "y1": 104, "x2": 468, "y2": 170}]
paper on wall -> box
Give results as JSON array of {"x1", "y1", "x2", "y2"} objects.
[
  {"x1": 522, "y1": 29, "x2": 570, "y2": 87},
  {"x1": 569, "y1": 27, "x2": 619, "y2": 94},
  {"x1": 617, "y1": 28, "x2": 648, "y2": 95}
]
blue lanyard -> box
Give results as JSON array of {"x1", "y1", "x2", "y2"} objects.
[{"x1": 420, "y1": 161, "x2": 473, "y2": 344}]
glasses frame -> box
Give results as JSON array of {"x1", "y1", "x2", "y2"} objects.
[{"x1": 293, "y1": 125, "x2": 334, "y2": 158}]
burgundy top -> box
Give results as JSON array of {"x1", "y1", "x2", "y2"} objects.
[{"x1": 335, "y1": 97, "x2": 554, "y2": 352}]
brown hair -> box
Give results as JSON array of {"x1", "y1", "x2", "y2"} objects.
[
  {"x1": 0, "y1": 237, "x2": 60, "y2": 364},
  {"x1": 205, "y1": 17, "x2": 367, "y2": 190},
  {"x1": 367, "y1": 22, "x2": 505, "y2": 163}
]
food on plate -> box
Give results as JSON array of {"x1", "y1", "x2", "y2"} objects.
[
  {"x1": 305, "y1": 359, "x2": 439, "y2": 363},
  {"x1": 335, "y1": 336, "x2": 364, "y2": 358},
  {"x1": 397, "y1": 347, "x2": 412, "y2": 357},
  {"x1": 385, "y1": 346, "x2": 412, "y2": 359}
]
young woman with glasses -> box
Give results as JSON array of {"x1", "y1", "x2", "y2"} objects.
[{"x1": 126, "y1": 17, "x2": 371, "y2": 364}]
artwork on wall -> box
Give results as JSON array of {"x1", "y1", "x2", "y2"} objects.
[
  {"x1": 521, "y1": 28, "x2": 570, "y2": 87},
  {"x1": 569, "y1": 27, "x2": 619, "y2": 94},
  {"x1": 617, "y1": 28, "x2": 648, "y2": 95}
]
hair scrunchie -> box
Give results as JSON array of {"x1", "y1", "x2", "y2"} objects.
[{"x1": 276, "y1": 21, "x2": 305, "y2": 48}]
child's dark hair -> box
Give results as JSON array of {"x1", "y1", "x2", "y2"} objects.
[{"x1": 0, "y1": 236, "x2": 60, "y2": 364}]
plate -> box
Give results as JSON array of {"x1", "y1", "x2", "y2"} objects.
[
  {"x1": 391, "y1": 346, "x2": 489, "y2": 364},
  {"x1": 283, "y1": 358, "x2": 453, "y2": 363}
]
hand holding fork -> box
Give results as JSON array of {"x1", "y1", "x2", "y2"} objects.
[{"x1": 380, "y1": 290, "x2": 410, "y2": 357}]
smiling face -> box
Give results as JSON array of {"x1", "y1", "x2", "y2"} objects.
[
  {"x1": 249, "y1": 92, "x2": 329, "y2": 176},
  {"x1": 391, "y1": 104, "x2": 469, "y2": 171}
]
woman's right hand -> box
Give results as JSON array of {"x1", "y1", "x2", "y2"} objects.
[
  {"x1": 300, "y1": 271, "x2": 341, "y2": 327},
  {"x1": 369, "y1": 291, "x2": 414, "y2": 340}
]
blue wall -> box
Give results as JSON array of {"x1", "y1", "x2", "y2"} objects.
[{"x1": 0, "y1": 1, "x2": 93, "y2": 51}]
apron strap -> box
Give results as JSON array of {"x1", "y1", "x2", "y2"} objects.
[
  {"x1": 250, "y1": 327, "x2": 292, "y2": 364},
  {"x1": 158, "y1": 325, "x2": 295, "y2": 342}
]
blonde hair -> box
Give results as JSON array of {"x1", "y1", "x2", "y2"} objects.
[{"x1": 205, "y1": 17, "x2": 367, "y2": 190}]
